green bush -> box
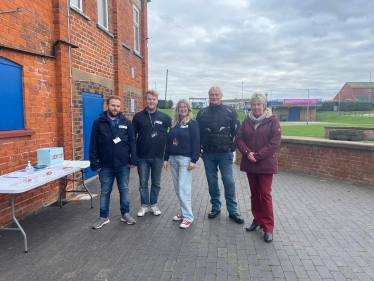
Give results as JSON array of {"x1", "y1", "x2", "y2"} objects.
[
  {"x1": 157, "y1": 100, "x2": 173, "y2": 109},
  {"x1": 319, "y1": 100, "x2": 373, "y2": 111}
]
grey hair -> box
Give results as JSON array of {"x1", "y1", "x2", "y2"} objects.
[
  {"x1": 250, "y1": 92, "x2": 267, "y2": 107},
  {"x1": 208, "y1": 86, "x2": 223, "y2": 96}
]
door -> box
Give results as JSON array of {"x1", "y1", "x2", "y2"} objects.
[
  {"x1": 288, "y1": 108, "x2": 301, "y2": 122},
  {"x1": 0, "y1": 58, "x2": 24, "y2": 130},
  {"x1": 82, "y1": 93, "x2": 103, "y2": 179}
]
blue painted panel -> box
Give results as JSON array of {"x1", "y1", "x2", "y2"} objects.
[
  {"x1": 288, "y1": 108, "x2": 301, "y2": 122},
  {"x1": 82, "y1": 93, "x2": 103, "y2": 179},
  {"x1": 0, "y1": 58, "x2": 24, "y2": 130}
]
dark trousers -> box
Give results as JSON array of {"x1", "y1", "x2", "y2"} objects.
[{"x1": 246, "y1": 173, "x2": 274, "y2": 233}]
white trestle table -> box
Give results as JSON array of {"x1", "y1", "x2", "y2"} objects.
[{"x1": 0, "y1": 160, "x2": 92, "y2": 253}]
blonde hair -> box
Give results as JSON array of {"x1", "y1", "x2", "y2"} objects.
[
  {"x1": 250, "y1": 92, "x2": 267, "y2": 107},
  {"x1": 145, "y1": 89, "x2": 159, "y2": 98},
  {"x1": 171, "y1": 99, "x2": 193, "y2": 127}
]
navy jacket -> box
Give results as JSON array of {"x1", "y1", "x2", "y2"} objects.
[
  {"x1": 132, "y1": 109, "x2": 171, "y2": 159},
  {"x1": 89, "y1": 111, "x2": 138, "y2": 171},
  {"x1": 164, "y1": 119, "x2": 200, "y2": 163}
]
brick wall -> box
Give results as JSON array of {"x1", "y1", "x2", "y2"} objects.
[
  {"x1": 0, "y1": 0, "x2": 149, "y2": 225},
  {"x1": 235, "y1": 137, "x2": 374, "y2": 187}
]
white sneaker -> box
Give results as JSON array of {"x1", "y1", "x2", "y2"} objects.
[
  {"x1": 137, "y1": 206, "x2": 150, "y2": 217},
  {"x1": 180, "y1": 220, "x2": 192, "y2": 228},
  {"x1": 150, "y1": 206, "x2": 161, "y2": 216},
  {"x1": 173, "y1": 214, "x2": 183, "y2": 221}
]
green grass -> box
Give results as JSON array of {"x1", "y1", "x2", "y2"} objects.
[
  {"x1": 158, "y1": 109, "x2": 374, "y2": 138},
  {"x1": 316, "y1": 111, "x2": 374, "y2": 125},
  {"x1": 281, "y1": 111, "x2": 374, "y2": 138}
]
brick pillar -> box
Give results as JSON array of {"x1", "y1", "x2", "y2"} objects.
[
  {"x1": 53, "y1": 0, "x2": 72, "y2": 159},
  {"x1": 140, "y1": 0, "x2": 149, "y2": 108}
]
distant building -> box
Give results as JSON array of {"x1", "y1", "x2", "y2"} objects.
[
  {"x1": 271, "y1": 99, "x2": 322, "y2": 122},
  {"x1": 221, "y1": 98, "x2": 251, "y2": 110},
  {"x1": 333, "y1": 82, "x2": 374, "y2": 101}
]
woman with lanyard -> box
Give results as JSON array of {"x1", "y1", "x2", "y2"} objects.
[{"x1": 163, "y1": 99, "x2": 200, "y2": 228}]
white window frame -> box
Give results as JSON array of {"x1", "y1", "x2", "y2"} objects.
[
  {"x1": 98, "y1": 0, "x2": 109, "y2": 30},
  {"x1": 70, "y1": 0, "x2": 83, "y2": 11},
  {"x1": 133, "y1": 5, "x2": 140, "y2": 53}
]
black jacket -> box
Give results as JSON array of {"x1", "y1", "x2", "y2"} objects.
[
  {"x1": 132, "y1": 109, "x2": 171, "y2": 159},
  {"x1": 196, "y1": 103, "x2": 240, "y2": 152},
  {"x1": 89, "y1": 111, "x2": 138, "y2": 171}
]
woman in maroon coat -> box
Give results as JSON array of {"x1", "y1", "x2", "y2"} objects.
[{"x1": 236, "y1": 93, "x2": 281, "y2": 243}]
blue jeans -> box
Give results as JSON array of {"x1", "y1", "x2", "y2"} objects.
[
  {"x1": 98, "y1": 165, "x2": 130, "y2": 218},
  {"x1": 202, "y1": 151, "x2": 238, "y2": 214},
  {"x1": 169, "y1": 155, "x2": 194, "y2": 222},
  {"x1": 137, "y1": 158, "x2": 163, "y2": 207}
]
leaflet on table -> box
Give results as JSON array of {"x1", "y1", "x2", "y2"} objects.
[{"x1": 2, "y1": 166, "x2": 75, "y2": 178}]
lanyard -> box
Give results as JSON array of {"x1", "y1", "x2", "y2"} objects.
[
  {"x1": 148, "y1": 112, "x2": 156, "y2": 132},
  {"x1": 174, "y1": 120, "x2": 181, "y2": 139}
]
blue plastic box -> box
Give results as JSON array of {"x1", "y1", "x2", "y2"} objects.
[{"x1": 37, "y1": 147, "x2": 64, "y2": 166}]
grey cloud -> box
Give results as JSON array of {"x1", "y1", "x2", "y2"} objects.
[{"x1": 147, "y1": 0, "x2": 374, "y2": 101}]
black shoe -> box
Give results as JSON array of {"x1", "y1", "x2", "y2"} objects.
[
  {"x1": 208, "y1": 209, "x2": 221, "y2": 218},
  {"x1": 264, "y1": 232, "x2": 273, "y2": 243},
  {"x1": 245, "y1": 224, "x2": 262, "y2": 232},
  {"x1": 229, "y1": 213, "x2": 244, "y2": 224}
]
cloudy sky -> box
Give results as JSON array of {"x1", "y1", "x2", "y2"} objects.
[{"x1": 147, "y1": 0, "x2": 374, "y2": 103}]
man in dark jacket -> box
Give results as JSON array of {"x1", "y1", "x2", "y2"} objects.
[
  {"x1": 89, "y1": 95, "x2": 138, "y2": 229},
  {"x1": 132, "y1": 90, "x2": 171, "y2": 217},
  {"x1": 196, "y1": 86, "x2": 244, "y2": 224}
]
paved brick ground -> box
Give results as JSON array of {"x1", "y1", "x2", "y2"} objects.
[{"x1": 1, "y1": 161, "x2": 374, "y2": 281}]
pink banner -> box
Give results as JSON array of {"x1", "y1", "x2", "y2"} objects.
[{"x1": 283, "y1": 99, "x2": 318, "y2": 105}]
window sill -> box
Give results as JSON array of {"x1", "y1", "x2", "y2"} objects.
[
  {"x1": 96, "y1": 24, "x2": 114, "y2": 38},
  {"x1": 133, "y1": 51, "x2": 143, "y2": 59},
  {"x1": 70, "y1": 5, "x2": 90, "y2": 21},
  {"x1": 122, "y1": 43, "x2": 131, "y2": 51},
  {"x1": 0, "y1": 129, "x2": 35, "y2": 139}
]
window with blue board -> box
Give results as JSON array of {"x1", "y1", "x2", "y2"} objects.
[{"x1": 0, "y1": 58, "x2": 24, "y2": 131}]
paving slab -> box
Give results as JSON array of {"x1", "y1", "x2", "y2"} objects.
[{"x1": 1, "y1": 160, "x2": 374, "y2": 281}]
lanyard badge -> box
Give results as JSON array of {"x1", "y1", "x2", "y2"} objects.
[{"x1": 172, "y1": 138, "x2": 178, "y2": 146}]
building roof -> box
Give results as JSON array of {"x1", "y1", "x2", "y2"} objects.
[
  {"x1": 221, "y1": 98, "x2": 251, "y2": 103},
  {"x1": 346, "y1": 82, "x2": 374, "y2": 88},
  {"x1": 352, "y1": 94, "x2": 373, "y2": 101}
]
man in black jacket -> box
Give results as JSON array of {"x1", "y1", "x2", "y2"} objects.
[
  {"x1": 196, "y1": 86, "x2": 244, "y2": 224},
  {"x1": 89, "y1": 95, "x2": 138, "y2": 229},
  {"x1": 132, "y1": 90, "x2": 171, "y2": 217}
]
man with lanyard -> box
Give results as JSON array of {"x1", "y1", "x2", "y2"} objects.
[
  {"x1": 132, "y1": 90, "x2": 171, "y2": 217},
  {"x1": 196, "y1": 86, "x2": 244, "y2": 224},
  {"x1": 89, "y1": 95, "x2": 138, "y2": 229}
]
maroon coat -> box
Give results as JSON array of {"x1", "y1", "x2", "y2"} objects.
[{"x1": 236, "y1": 110, "x2": 281, "y2": 174}]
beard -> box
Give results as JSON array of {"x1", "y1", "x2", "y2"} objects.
[{"x1": 107, "y1": 109, "x2": 118, "y2": 118}]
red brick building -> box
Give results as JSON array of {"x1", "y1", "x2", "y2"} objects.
[
  {"x1": 0, "y1": 0, "x2": 150, "y2": 224},
  {"x1": 333, "y1": 82, "x2": 374, "y2": 102}
]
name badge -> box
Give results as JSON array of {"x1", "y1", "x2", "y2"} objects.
[
  {"x1": 181, "y1": 125, "x2": 189, "y2": 128},
  {"x1": 119, "y1": 125, "x2": 127, "y2": 129},
  {"x1": 172, "y1": 139, "x2": 178, "y2": 146},
  {"x1": 155, "y1": 120, "x2": 163, "y2": 124},
  {"x1": 113, "y1": 137, "x2": 121, "y2": 144}
]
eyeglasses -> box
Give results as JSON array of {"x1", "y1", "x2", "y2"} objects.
[{"x1": 178, "y1": 106, "x2": 188, "y2": 109}]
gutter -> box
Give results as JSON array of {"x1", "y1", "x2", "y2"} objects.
[{"x1": 0, "y1": 40, "x2": 78, "y2": 58}]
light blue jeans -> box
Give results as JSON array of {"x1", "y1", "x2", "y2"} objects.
[
  {"x1": 202, "y1": 151, "x2": 238, "y2": 214},
  {"x1": 169, "y1": 155, "x2": 194, "y2": 222}
]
